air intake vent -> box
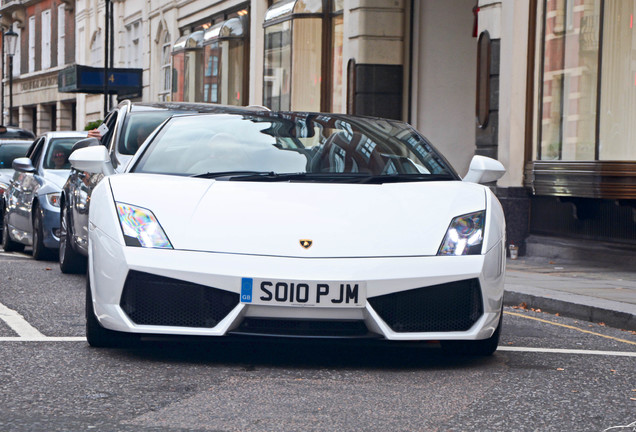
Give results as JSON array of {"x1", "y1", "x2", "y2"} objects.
[
  {"x1": 120, "y1": 271, "x2": 239, "y2": 328},
  {"x1": 368, "y1": 279, "x2": 483, "y2": 333}
]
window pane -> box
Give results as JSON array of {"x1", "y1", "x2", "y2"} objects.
[
  {"x1": 220, "y1": 40, "x2": 244, "y2": 106},
  {"x1": 291, "y1": 18, "x2": 322, "y2": 111},
  {"x1": 598, "y1": 1, "x2": 636, "y2": 160},
  {"x1": 539, "y1": 0, "x2": 600, "y2": 160},
  {"x1": 330, "y1": 15, "x2": 344, "y2": 113},
  {"x1": 264, "y1": 21, "x2": 292, "y2": 110}
]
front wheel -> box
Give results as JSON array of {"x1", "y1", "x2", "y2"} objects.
[
  {"x1": 59, "y1": 205, "x2": 86, "y2": 274},
  {"x1": 2, "y1": 212, "x2": 24, "y2": 252},
  {"x1": 86, "y1": 275, "x2": 138, "y2": 348},
  {"x1": 32, "y1": 204, "x2": 54, "y2": 261},
  {"x1": 441, "y1": 313, "x2": 503, "y2": 356}
]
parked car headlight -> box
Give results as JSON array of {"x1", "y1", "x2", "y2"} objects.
[
  {"x1": 437, "y1": 210, "x2": 485, "y2": 256},
  {"x1": 46, "y1": 192, "x2": 61, "y2": 207},
  {"x1": 116, "y1": 202, "x2": 172, "y2": 248}
]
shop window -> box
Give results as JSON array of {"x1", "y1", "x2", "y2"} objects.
[
  {"x1": 538, "y1": 0, "x2": 600, "y2": 161},
  {"x1": 171, "y1": 31, "x2": 204, "y2": 102},
  {"x1": 263, "y1": 0, "x2": 343, "y2": 112},
  {"x1": 598, "y1": 1, "x2": 636, "y2": 160},
  {"x1": 202, "y1": 17, "x2": 247, "y2": 106}
]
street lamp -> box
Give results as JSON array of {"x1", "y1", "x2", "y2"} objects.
[{"x1": 4, "y1": 29, "x2": 18, "y2": 126}]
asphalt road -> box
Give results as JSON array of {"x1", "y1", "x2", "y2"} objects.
[{"x1": 1, "y1": 250, "x2": 635, "y2": 432}]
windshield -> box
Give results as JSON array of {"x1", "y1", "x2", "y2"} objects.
[
  {"x1": 0, "y1": 143, "x2": 30, "y2": 170},
  {"x1": 118, "y1": 111, "x2": 181, "y2": 156},
  {"x1": 132, "y1": 113, "x2": 458, "y2": 183},
  {"x1": 43, "y1": 137, "x2": 86, "y2": 170}
]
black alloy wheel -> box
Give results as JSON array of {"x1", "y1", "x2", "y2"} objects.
[
  {"x1": 32, "y1": 204, "x2": 53, "y2": 261},
  {"x1": 2, "y1": 212, "x2": 24, "y2": 252},
  {"x1": 59, "y1": 204, "x2": 86, "y2": 274}
]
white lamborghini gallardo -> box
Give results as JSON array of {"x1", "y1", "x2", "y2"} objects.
[{"x1": 71, "y1": 111, "x2": 507, "y2": 355}]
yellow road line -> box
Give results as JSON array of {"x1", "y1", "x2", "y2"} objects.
[{"x1": 504, "y1": 311, "x2": 636, "y2": 346}]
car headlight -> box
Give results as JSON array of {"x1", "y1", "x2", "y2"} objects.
[
  {"x1": 46, "y1": 192, "x2": 61, "y2": 207},
  {"x1": 437, "y1": 210, "x2": 485, "y2": 256},
  {"x1": 116, "y1": 202, "x2": 173, "y2": 248}
]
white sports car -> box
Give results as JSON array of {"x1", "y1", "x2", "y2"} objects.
[{"x1": 72, "y1": 111, "x2": 506, "y2": 355}]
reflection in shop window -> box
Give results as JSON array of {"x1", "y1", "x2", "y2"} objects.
[
  {"x1": 538, "y1": 0, "x2": 599, "y2": 161},
  {"x1": 263, "y1": 0, "x2": 343, "y2": 113},
  {"x1": 599, "y1": 1, "x2": 636, "y2": 160},
  {"x1": 202, "y1": 17, "x2": 247, "y2": 106}
]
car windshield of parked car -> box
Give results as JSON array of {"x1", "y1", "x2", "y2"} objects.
[
  {"x1": 0, "y1": 143, "x2": 30, "y2": 170},
  {"x1": 131, "y1": 113, "x2": 458, "y2": 183},
  {"x1": 118, "y1": 111, "x2": 181, "y2": 156},
  {"x1": 43, "y1": 138, "x2": 87, "y2": 170}
]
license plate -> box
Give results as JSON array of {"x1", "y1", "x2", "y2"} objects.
[{"x1": 240, "y1": 278, "x2": 366, "y2": 307}]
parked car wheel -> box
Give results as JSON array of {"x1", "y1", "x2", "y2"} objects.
[
  {"x1": 32, "y1": 204, "x2": 54, "y2": 261},
  {"x1": 441, "y1": 313, "x2": 502, "y2": 356},
  {"x1": 86, "y1": 275, "x2": 137, "y2": 348},
  {"x1": 59, "y1": 204, "x2": 86, "y2": 274},
  {"x1": 2, "y1": 213, "x2": 24, "y2": 252}
]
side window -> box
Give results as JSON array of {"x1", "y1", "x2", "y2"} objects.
[
  {"x1": 100, "y1": 112, "x2": 119, "y2": 149},
  {"x1": 29, "y1": 138, "x2": 45, "y2": 168}
]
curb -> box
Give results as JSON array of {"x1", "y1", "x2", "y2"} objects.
[{"x1": 504, "y1": 288, "x2": 636, "y2": 331}]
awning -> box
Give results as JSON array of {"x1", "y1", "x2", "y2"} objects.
[
  {"x1": 57, "y1": 65, "x2": 142, "y2": 95},
  {"x1": 264, "y1": 0, "x2": 323, "y2": 24},
  {"x1": 203, "y1": 17, "x2": 245, "y2": 44},
  {"x1": 172, "y1": 31, "x2": 204, "y2": 52}
]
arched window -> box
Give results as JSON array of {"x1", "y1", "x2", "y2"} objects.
[
  {"x1": 159, "y1": 31, "x2": 172, "y2": 101},
  {"x1": 90, "y1": 30, "x2": 103, "y2": 66}
]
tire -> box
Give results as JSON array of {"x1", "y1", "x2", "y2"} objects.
[
  {"x1": 59, "y1": 205, "x2": 86, "y2": 274},
  {"x1": 2, "y1": 212, "x2": 24, "y2": 252},
  {"x1": 32, "y1": 204, "x2": 54, "y2": 261},
  {"x1": 86, "y1": 275, "x2": 137, "y2": 348},
  {"x1": 441, "y1": 313, "x2": 503, "y2": 357}
]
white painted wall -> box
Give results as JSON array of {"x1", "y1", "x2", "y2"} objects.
[{"x1": 411, "y1": 0, "x2": 477, "y2": 177}]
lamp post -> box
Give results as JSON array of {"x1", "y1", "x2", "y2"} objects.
[{"x1": 4, "y1": 29, "x2": 17, "y2": 126}]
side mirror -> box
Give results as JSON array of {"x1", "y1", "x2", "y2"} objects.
[
  {"x1": 12, "y1": 157, "x2": 36, "y2": 173},
  {"x1": 71, "y1": 137, "x2": 100, "y2": 153},
  {"x1": 463, "y1": 155, "x2": 506, "y2": 184},
  {"x1": 68, "y1": 145, "x2": 115, "y2": 176}
]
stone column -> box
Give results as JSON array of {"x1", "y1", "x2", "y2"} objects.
[
  {"x1": 57, "y1": 101, "x2": 73, "y2": 131},
  {"x1": 37, "y1": 104, "x2": 52, "y2": 135}
]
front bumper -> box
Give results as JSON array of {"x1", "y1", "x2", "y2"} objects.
[{"x1": 89, "y1": 226, "x2": 505, "y2": 341}]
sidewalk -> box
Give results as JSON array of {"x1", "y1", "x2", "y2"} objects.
[{"x1": 503, "y1": 256, "x2": 636, "y2": 331}]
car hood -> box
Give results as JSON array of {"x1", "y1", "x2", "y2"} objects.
[
  {"x1": 42, "y1": 169, "x2": 71, "y2": 190},
  {"x1": 108, "y1": 174, "x2": 487, "y2": 257}
]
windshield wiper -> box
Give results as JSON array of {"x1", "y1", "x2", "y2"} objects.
[
  {"x1": 191, "y1": 170, "x2": 275, "y2": 179},
  {"x1": 357, "y1": 173, "x2": 456, "y2": 184},
  {"x1": 226, "y1": 172, "x2": 456, "y2": 183}
]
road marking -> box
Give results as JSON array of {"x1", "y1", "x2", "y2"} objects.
[
  {"x1": 0, "y1": 301, "x2": 45, "y2": 338},
  {"x1": 498, "y1": 346, "x2": 636, "y2": 357},
  {"x1": 0, "y1": 251, "x2": 31, "y2": 259},
  {"x1": 505, "y1": 311, "x2": 636, "y2": 346},
  {"x1": 0, "y1": 337, "x2": 86, "y2": 342}
]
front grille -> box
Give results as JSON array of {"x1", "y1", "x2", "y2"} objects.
[
  {"x1": 368, "y1": 279, "x2": 483, "y2": 333},
  {"x1": 233, "y1": 318, "x2": 369, "y2": 337},
  {"x1": 120, "y1": 271, "x2": 239, "y2": 328}
]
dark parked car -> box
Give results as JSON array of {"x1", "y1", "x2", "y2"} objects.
[
  {"x1": 59, "y1": 100, "x2": 260, "y2": 273},
  {"x1": 2, "y1": 131, "x2": 88, "y2": 259}
]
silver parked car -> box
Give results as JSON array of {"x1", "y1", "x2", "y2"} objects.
[
  {"x1": 0, "y1": 138, "x2": 34, "y2": 237},
  {"x1": 59, "y1": 100, "x2": 259, "y2": 273},
  {"x1": 2, "y1": 131, "x2": 88, "y2": 259}
]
